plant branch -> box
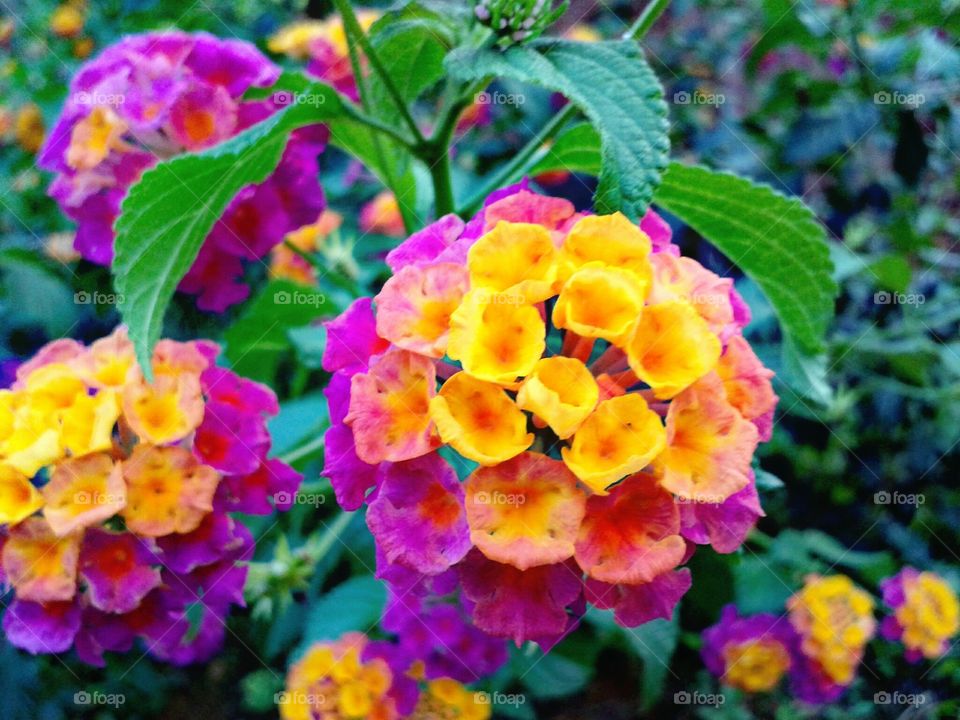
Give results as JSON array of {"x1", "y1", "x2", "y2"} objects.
[
  {"x1": 341, "y1": 102, "x2": 417, "y2": 149},
  {"x1": 332, "y1": 0, "x2": 426, "y2": 145},
  {"x1": 623, "y1": 0, "x2": 671, "y2": 41}
]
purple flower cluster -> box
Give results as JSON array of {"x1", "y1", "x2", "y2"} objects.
[{"x1": 38, "y1": 31, "x2": 327, "y2": 312}]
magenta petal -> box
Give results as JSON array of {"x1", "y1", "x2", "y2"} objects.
[
  {"x1": 194, "y1": 401, "x2": 269, "y2": 475},
  {"x1": 157, "y1": 513, "x2": 252, "y2": 574},
  {"x1": 3, "y1": 598, "x2": 81, "y2": 654},
  {"x1": 322, "y1": 297, "x2": 389, "y2": 373},
  {"x1": 680, "y1": 481, "x2": 764, "y2": 553},
  {"x1": 79, "y1": 529, "x2": 161, "y2": 614},
  {"x1": 459, "y1": 550, "x2": 583, "y2": 645},
  {"x1": 323, "y1": 421, "x2": 380, "y2": 511},
  {"x1": 201, "y1": 366, "x2": 279, "y2": 415},
  {"x1": 385, "y1": 214, "x2": 467, "y2": 272},
  {"x1": 586, "y1": 568, "x2": 692, "y2": 627},
  {"x1": 367, "y1": 454, "x2": 470, "y2": 574}
]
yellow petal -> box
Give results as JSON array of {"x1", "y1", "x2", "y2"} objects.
[
  {"x1": 447, "y1": 289, "x2": 545, "y2": 385},
  {"x1": 561, "y1": 394, "x2": 666, "y2": 494},
  {"x1": 430, "y1": 372, "x2": 532, "y2": 465},
  {"x1": 468, "y1": 221, "x2": 559, "y2": 302},
  {"x1": 625, "y1": 300, "x2": 721, "y2": 399},
  {"x1": 516, "y1": 356, "x2": 598, "y2": 439},
  {"x1": 552, "y1": 262, "x2": 647, "y2": 344}
]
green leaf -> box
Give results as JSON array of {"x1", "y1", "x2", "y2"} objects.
[
  {"x1": 446, "y1": 39, "x2": 670, "y2": 219},
  {"x1": 529, "y1": 122, "x2": 602, "y2": 176},
  {"x1": 223, "y1": 280, "x2": 333, "y2": 385},
  {"x1": 625, "y1": 616, "x2": 679, "y2": 710},
  {"x1": 113, "y1": 84, "x2": 343, "y2": 376},
  {"x1": 518, "y1": 652, "x2": 591, "y2": 700},
  {"x1": 653, "y1": 162, "x2": 837, "y2": 354},
  {"x1": 293, "y1": 575, "x2": 386, "y2": 659}
]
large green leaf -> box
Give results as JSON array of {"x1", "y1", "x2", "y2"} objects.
[
  {"x1": 113, "y1": 84, "x2": 342, "y2": 376},
  {"x1": 653, "y1": 163, "x2": 837, "y2": 353},
  {"x1": 446, "y1": 39, "x2": 669, "y2": 220},
  {"x1": 223, "y1": 279, "x2": 334, "y2": 385}
]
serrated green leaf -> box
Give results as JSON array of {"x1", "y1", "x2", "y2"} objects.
[
  {"x1": 653, "y1": 162, "x2": 837, "y2": 354},
  {"x1": 446, "y1": 39, "x2": 669, "y2": 219},
  {"x1": 113, "y1": 85, "x2": 343, "y2": 376},
  {"x1": 224, "y1": 279, "x2": 334, "y2": 384}
]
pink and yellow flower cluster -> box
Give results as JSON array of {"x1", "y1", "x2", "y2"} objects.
[
  {"x1": 0, "y1": 327, "x2": 299, "y2": 664},
  {"x1": 704, "y1": 569, "x2": 958, "y2": 703},
  {"x1": 322, "y1": 183, "x2": 778, "y2": 645},
  {"x1": 282, "y1": 633, "x2": 491, "y2": 720},
  {"x1": 38, "y1": 31, "x2": 328, "y2": 312}
]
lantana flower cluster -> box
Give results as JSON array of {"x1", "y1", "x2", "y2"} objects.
[
  {"x1": 322, "y1": 183, "x2": 778, "y2": 646},
  {"x1": 703, "y1": 570, "x2": 959, "y2": 703},
  {"x1": 282, "y1": 632, "x2": 492, "y2": 720},
  {"x1": 0, "y1": 327, "x2": 299, "y2": 664},
  {"x1": 38, "y1": 31, "x2": 327, "y2": 312}
]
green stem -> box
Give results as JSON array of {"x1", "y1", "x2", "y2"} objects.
[
  {"x1": 279, "y1": 433, "x2": 327, "y2": 465},
  {"x1": 429, "y1": 149, "x2": 455, "y2": 216},
  {"x1": 332, "y1": 0, "x2": 426, "y2": 145},
  {"x1": 623, "y1": 0, "x2": 671, "y2": 40},
  {"x1": 282, "y1": 239, "x2": 322, "y2": 270},
  {"x1": 342, "y1": 102, "x2": 416, "y2": 149},
  {"x1": 308, "y1": 510, "x2": 355, "y2": 563}
]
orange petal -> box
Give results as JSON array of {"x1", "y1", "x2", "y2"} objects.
[
  {"x1": 467, "y1": 221, "x2": 559, "y2": 302},
  {"x1": 42, "y1": 453, "x2": 125, "y2": 536},
  {"x1": 121, "y1": 445, "x2": 219, "y2": 536},
  {"x1": 574, "y1": 473, "x2": 685, "y2": 584},
  {"x1": 447, "y1": 290, "x2": 546, "y2": 385},
  {"x1": 374, "y1": 262, "x2": 469, "y2": 357},
  {"x1": 122, "y1": 373, "x2": 204, "y2": 445},
  {"x1": 516, "y1": 356, "x2": 598, "y2": 439},
  {"x1": 2, "y1": 517, "x2": 80, "y2": 602},
  {"x1": 345, "y1": 349, "x2": 438, "y2": 463},
  {"x1": 0, "y1": 464, "x2": 43, "y2": 525},
  {"x1": 655, "y1": 374, "x2": 759, "y2": 503},
  {"x1": 464, "y1": 452, "x2": 586, "y2": 570},
  {"x1": 429, "y1": 372, "x2": 532, "y2": 465},
  {"x1": 561, "y1": 394, "x2": 666, "y2": 494},
  {"x1": 625, "y1": 300, "x2": 721, "y2": 399},
  {"x1": 553, "y1": 263, "x2": 647, "y2": 344}
]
